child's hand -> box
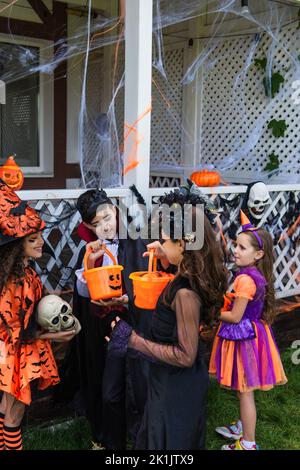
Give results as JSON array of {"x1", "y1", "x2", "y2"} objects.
[
  {"x1": 105, "y1": 316, "x2": 121, "y2": 342},
  {"x1": 143, "y1": 241, "x2": 166, "y2": 260},
  {"x1": 91, "y1": 294, "x2": 129, "y2": 308},
  {"x1": 143, "y1": 241, "x2": 169, "y2": 269},
  {"x1": 37, "y1": 329, "x2": 77, "y2": 342},
  {"x1": 86, "y1": 240, "x2": 105, "y2": 268}
]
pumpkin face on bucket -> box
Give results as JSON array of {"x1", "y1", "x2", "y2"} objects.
[
  {"x1": 0, "y1": 156, "x2": 24, "y2": 190},
  {"x1": 83, "y1": 245, "x2": 124, "y2": 301},
  {"x1": 109, "y1": 273, "x2": 122, "y2": 291}
]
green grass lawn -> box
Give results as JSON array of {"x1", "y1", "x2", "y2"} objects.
[{"x1": 23, "y1": 348, "x2": 300, "y2": 450}]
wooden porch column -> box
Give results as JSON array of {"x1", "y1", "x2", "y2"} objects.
[
  {"x1": 53, "y1": 0, "x2": 67, "y2": 188},
  {"x1": 123, "y1": 0, "x2": 153, "y2": 203}
]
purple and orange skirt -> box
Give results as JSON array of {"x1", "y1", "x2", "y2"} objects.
[{"x1": 209, "y1": 320, "x2": 287, "y2": 392}]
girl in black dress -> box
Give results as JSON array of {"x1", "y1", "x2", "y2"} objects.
[{"x1": 108, "y1": 191, "x2": 228, "y2": 450}]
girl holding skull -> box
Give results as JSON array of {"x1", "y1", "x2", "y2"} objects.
[{"x1": 0, "y1": 180, "x2": 75, "y2": 450}]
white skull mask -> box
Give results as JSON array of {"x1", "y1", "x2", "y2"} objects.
[
  {"x1": 247, "y1": 183, "x2": 271, "y2": 220},
  {"x1": 37, "y1": 295, "x2": 81, "y2": 334}
]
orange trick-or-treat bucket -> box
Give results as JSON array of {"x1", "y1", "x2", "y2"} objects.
[
  {"x1": 83, "y1": 244, "x2": 123, "y2": 301},
  {"x1": 129, "y1": 249, "x2": 174, "y2": 310}
]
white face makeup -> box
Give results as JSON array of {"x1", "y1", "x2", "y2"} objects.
[
  {"x1": 94, "y1": 204, "x2": 117, "y2": 241},
  {"x1": 83, "y1": 204, "x2": 117, "y2": 240}
]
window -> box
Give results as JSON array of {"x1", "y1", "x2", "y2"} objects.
[
  {"x1": 0, "y1": 43, "x2": 39, "y2": 167},
  {"x1": 0, "y1": 36, "x2": 53, "y2": 176}
]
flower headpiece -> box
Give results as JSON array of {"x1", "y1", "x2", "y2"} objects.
[
  {"x1": 157, "y1": 180, "x2": 218, "y2": 242},
  {"x1": 159, "y1": 179, "x2": 218, "y2": 224}
]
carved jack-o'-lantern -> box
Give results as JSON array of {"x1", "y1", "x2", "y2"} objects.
[
  {"x1": 109, "y1": 273, "x2": 122, "y2": 291},
  {"x1": 0, "y1": 156, "x2": 24, "y2": 190}
]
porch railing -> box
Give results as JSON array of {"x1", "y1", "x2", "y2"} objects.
[{"x1": 17, "y1": 184, "x2": 300, "y2": 300}]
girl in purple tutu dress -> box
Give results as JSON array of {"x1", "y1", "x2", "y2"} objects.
[{"x1": 209, "y1": 211, "x2": 287, "y2": 450}]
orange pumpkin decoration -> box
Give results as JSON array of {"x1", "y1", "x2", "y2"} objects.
[
  {"x1": 190, "y1": 169, "x2": 220, "y2": 187},
  {"x1": 0, "y1": 156, "x2": 24, "y2": 191}
]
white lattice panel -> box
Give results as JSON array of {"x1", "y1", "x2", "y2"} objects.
[
  {"x1": 151, "y1": 44, "x2": 185, "y2": 169},
  {"x1": 259, "y1": 190, "x2": 300, "y2": 296},
  {"x1": 200, "y1": 22, "x2": 300, "y2": 179},
  {"x1": 150, "y1": 174, "x2": 182, "y2": 188},
  {"x1": 151, "y1": 185, "x2": 300, "y2": 299},
  {"x1": 215, "y1": 190, "x2": 300, "y2": 298},
  {"x1": 29, "y1": 199, "x2": 84, "y2": 293}
]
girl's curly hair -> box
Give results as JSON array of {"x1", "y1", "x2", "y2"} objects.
[{"x1": 0, "y1": 238, "x2": 26, "y2": 294}]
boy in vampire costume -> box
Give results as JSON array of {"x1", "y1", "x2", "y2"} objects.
[{"x1": 55, "y1": 189, "x2": 152, "y2": 449}]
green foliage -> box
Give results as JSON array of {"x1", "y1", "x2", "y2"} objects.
[
  {"x1": 267, "y1": 119, "x2": 288, "y2": 138},
  {"x1": 264, "y1": 152, "x2": 280, "y2": 172},
  {"x1": 298, "y1": 9, "x2": 300, "y2": 30},
  {"x1": 254, "y1": 57, "x2": 267, "y2": 71},
  {"x1": 263, "y1": 72, "x2": 284, "y2": 98},
  {"x1": 254, "y1": 56, "x2": 285, "y2": 98}
]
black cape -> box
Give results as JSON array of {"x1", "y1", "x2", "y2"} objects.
[{"x1": 54, "y1": 237, "x2": 153, "y2": 443}]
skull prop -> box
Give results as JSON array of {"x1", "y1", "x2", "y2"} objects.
[
  {"x1": 37, "y1": 295, "x2": 81, "y2": 334},
  {"x1": 247, "y1": 182, "x2": 271, "y2": 221}
]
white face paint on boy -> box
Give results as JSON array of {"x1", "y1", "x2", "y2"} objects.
[
  {"x1": 83, "y1": 204, "x2": 118, "y2": 241},
  {"x1": 94, "y1": 204, "x2": 117, "y2": 241}
]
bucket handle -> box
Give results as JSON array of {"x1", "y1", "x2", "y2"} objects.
[
  {"x1": 84, "y1": 243, "x2": 118, "y2": 272},
  {"x1": 148, "y1": 249, "x2": 158, "y2": 273}
]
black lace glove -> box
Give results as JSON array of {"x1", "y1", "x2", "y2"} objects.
[{"x1": 108, "y1": 319, "x2": 133, "y2": 357}]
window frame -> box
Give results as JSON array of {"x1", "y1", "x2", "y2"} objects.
[{"x1": 0, "y1": 33, "x2": 54, "y2": 177}]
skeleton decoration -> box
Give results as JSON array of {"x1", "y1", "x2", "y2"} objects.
[
  {"x1": 246, "y1": 182, "x2": 271, "y2": 221},
  {"x1": 37, "y1": 295, "x2": 81, "y2": 334}
]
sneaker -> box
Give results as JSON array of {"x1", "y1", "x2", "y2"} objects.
[
  {"x1": 215, "y1": 420, "x2": 243, "y2": 440},
  {"x1": 222, "y1": 439, "x2": 259, "y2": 450}
]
